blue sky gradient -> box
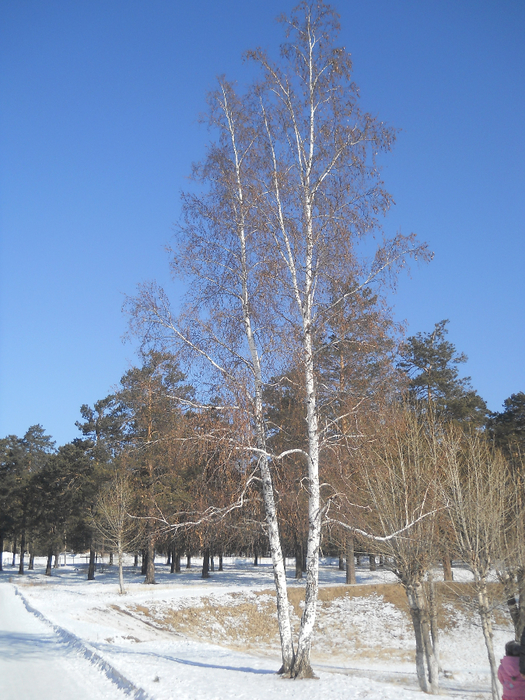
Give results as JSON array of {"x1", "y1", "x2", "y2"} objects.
[{"x1": 1, "y1": 0, "x2": 524, "y2": 446}]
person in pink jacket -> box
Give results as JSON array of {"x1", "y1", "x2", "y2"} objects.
[{"x1": 499, "y1": 641, "x2": 525, "y2": 700}]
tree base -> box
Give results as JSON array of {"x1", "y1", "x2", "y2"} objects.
[
  {"x1": 277, "y1": 664, "x2": 318, "y2": 679},
  {"x1": 292, "y1": 666, "x2": 318, "y2": 680}
]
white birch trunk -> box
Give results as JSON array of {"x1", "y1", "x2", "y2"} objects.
[
  {"x1": 224, "y1": 88, "x2": 295, "y2": 674},
  {"x1": 291, "y1": 22, "x2": 324, "y2": 676},
  {"x1": 293, "y1": 330, "x2": 321, "y2": 677}
]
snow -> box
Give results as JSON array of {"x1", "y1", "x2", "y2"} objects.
[
  {"x1": 0, "y1": 581, "x2": 130, "y2": 699},
  {"x1": 0, "y1": 555, "x2": 512, "y2": 699}
]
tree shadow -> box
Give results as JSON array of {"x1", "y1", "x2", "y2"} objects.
[{"x1": 0, "y1": 630, "x2": 72, "y2": 661}]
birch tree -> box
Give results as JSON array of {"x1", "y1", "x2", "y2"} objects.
[{"x1": 127, "y1": 1, "x2": 430, "y2": 678}]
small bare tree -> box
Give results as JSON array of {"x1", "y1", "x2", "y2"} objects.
[
  {"x1": 93, "y1": 472, "x2": 142, "y2": 594},
  {"x1": 332, "y1": 405, "x2": 442, "y2": 693},
  {"x1": 496, "y1": 450, "x2": 525, "y2": 639},
  {"x1": 442, "y1": 429, "x2": 509, "y2": 700}
]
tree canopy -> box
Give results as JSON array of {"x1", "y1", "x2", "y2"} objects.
[{"x1": 398, "y1": 319, "x2": 488, "y2": 426}]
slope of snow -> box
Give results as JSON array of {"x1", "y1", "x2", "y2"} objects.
[{"x1": 1, "y1": 555, "x2": 511, "y2": 699}]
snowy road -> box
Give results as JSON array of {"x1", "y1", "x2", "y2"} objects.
[{"x1": 0, "y1": 582, "x2": 129, "y2": 700}]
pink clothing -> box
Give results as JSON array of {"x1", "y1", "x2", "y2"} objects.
[{"x1": 498, "y1": 655, "x2": 525, "y2": 700}]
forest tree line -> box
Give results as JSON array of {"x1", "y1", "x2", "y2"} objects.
[
  {"x1": 3, "y1": 318, "x2": 520, "y2": 580},
  {"x1": 1, "y1": 317, "x2": 524, "y2": 694}
]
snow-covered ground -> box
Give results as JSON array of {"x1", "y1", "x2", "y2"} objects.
[{"x1": 0, "y1": 554, "x2": 512, "y2": 699}]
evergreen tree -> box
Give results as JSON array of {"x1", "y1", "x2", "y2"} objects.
[
  {"x1": 8, "y1": 426, "x2": 55, "y2": 574},
  {"x1": 488, "y1": 392, "x2": 525, "y2": 642},
  {"x1": 76, "y1": 394, "x2": 126, "y2": 461},
  {"x1": 76, "y1": 395, "x2": 128, "y2": 578},
  {"x1": 116, "y1": 350, "x2": 193, "y2": 584},
  {"x1": 32, "y1": 440, "x2": 96, "y2": 575},
  {"x1": 398, "y1": 319, "x2": 487, "y2": 427},
  {"x1": 489, "y1": 392, "x2": 525, "y2": 457},
  {"x1": 0, "y1": 436, "x2": 19, "y2": 570}
]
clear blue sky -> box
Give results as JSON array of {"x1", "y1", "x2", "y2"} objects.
[{"x1": 1, "y1": 0, "x2": 524, "y2": 446}]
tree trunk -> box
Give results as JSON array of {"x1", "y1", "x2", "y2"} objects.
[
  {"x1": 144, "y1": 533, "x2": 156, "y2": 584},
  {"x1": 210, "y1": 553, "x2": 215, "y2": 572},
  {"x1": 109, "y1": 551, "x2": 114, "y2": 566},
  {"x1": 28, "y1": 552, "x2": 34, "y2": 570},
  {"x1": 517, "y1": 569, "x2": 525, "y2": 639},
  {"x1": 369, "y1": 553, "x2": 376, "y2": 571},
  {"x1": 295, "y1": 538, "x2": 303, "y2": 580},
  {"x1": 290, "y1": 326, "x2": 322, "y2": 679},
  {"x1": 404, "y1": 581, "x2": 441, "y2": 694},
  {"x1": 18, "y1": 531, "x2": 26, "y2": 575},
  {"x1": 426, "y1": 573, "x2": 441, "y2": 672},
  {"x1": 338, "y1": 555, "x2": 345, "y2": 571},
  {"x1": 345, "y1": 536, "x2": 356, "y2": 585},
  {"x1": 405, "y1": 584, "x2": 429, "y2": 693},
  {"x1": 87, "y1": 544, "x2": 96, "y2": 580},
  {"x1": 53, "y1": 552, "x2": 59, "y2": 568},
  {"x1": 502, "y1": 569, "x2": 525, "y2": 639},
  {"x1": 141, "y1": 548, "x2": 147, "y2": 575},
  {"x1": 502, "y1": 572, "x2": 520, "y2": 635},
  {"x1": 175, "y1": 549, "x2": 181, "y2": 573},
  {"x1": 166, "y1": 548, "x2": 171, "y2": 567},
  {"x1": 442, "y1": 552, "x2": 453, "y2": 581},
  {"x1": 201, "y1": 548, "x2": 210, "y2": 579},
  {"x1": 45, "y1": 551, "x2": 53, "y2": 576},
  {"x1": 134, "y1": 552, "x2": 138, "y2": 567},
  {"x1": 415, "y1": 583, "x2": 439, "y2": 693},
  {"x1": 476, "y1": 579, "x2": 501, "y2": 700},
  {"x1": 186, "y1": 552, "x2": 191, "y2": 568},
  {"x1": 253, "y1": 552, "x2": 258, "y2": 566},
  {"x1": 218, "y1": 553, "x2": 223, "y2": 571},
  {"x1": 118, "y1": 541, "x2": 125, "y2": 595},
  {"x1": 260, "y1": 454, "x2": 295, "y2": 675},
  {"x1": 239, "y1": 208, "x2": 295, "y2": 674},
  {"x1": 12, "y1": 536, "x2": 16, "y2": 567}
]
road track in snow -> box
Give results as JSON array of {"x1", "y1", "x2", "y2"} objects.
[{"x1": 0, "y1": 581, "x2": 133, "y2": 700}]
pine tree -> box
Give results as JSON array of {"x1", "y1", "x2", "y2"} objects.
[
  {"x1": 398, "y1": 320, "x2": 487, "y2": 427},
  {"x1": 10, "y1": 426, "x2": 55, "y2": 574},
  {"x1": 0, "y1": 436, "x2": 19, "y2": 571},
  {"x1": 489, "y1": 392, "x2": 525, "y2": 457},
  {"x1": 116, "y1": 350, "x2": 193, "y2": 584}
]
